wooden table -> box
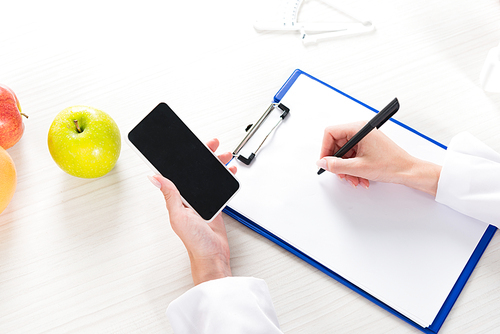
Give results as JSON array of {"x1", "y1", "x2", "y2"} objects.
[{"x1": 1, "y1": 0, "x2": 499, "y2": 332}]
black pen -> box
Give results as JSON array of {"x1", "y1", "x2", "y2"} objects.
[{"x1": 317, "y1": 98, "x2": 400, "y2": 175}]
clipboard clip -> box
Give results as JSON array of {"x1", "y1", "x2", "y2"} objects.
[{"x1": 232, "y1": 103, "x2": 290, "y2": 165}]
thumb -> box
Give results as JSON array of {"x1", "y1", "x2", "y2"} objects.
[
  {"x1": 317, "y1": 156, "x2": 361, "y2": 176},
  {"x1": 149, "y1": 175, "x2": 184, "y2": 214}
]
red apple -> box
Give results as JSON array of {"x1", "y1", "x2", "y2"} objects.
[{"x1": 0, "y1": 84, "x2": 28, "y2": 149}]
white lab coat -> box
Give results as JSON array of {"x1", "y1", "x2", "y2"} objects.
[
  {"x1": 167, "y1": 132, "x2": 500, "y2": 333},
  {"x1": 166, "y1": 277, "x2": 282, "y2": 333},
  {"x1": 436, "y1": 132, "x2": 500, "y2": 227}
]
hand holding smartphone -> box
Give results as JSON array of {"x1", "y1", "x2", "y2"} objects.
[{"x1": 128, "y1": 103, "x2": 240, "y2": 222}]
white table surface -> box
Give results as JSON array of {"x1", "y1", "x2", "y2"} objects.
[{"x1": 1, "y1": 0, "x2": 499, "y2": 333}]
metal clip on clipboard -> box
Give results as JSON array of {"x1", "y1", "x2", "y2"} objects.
[{"x1": 233, "y1": 103, "x2": 290, "y2": 165}]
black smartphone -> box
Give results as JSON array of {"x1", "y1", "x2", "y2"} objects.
[{"x1": 127, "y1": 103, "x2": 240, "y2": 222}]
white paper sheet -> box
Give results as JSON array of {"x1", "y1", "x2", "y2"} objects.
[{"x1": 228, "y1": 74, "x2": 489, "y2": 328}]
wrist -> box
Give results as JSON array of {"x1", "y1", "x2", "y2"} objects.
[
  {"x1": 402, "y1": 157, "x2": 442, "y2": 196},
  {"x1": 189, "y1": 254, "x2": 232, "y2": 286}
]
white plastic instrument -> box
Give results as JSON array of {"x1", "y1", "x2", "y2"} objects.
[{"x1": 254, "y1": 0, "x2": 375, "y2": 44}]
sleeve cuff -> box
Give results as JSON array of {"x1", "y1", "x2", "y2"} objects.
[
  {"x1": 436, "y1": 132, "x2": 500, "y2": 226},
  {"x1": 166, "y1": 276, "x2": 282, "y2": 334}
]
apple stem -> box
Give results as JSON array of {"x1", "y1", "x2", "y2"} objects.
[
  {"x1": 74, "y1": 120, "x2": 82, "y2": 133},
  {"x1": 20, "y1": 112, "x2": 28, "y2": 119}
]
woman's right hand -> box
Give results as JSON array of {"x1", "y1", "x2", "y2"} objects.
[{"x1": 316, "y1": 122, "x2": 441, "y2": 196}]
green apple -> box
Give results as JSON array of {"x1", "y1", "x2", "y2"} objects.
[{"x1": 48, "y1": 106, "x2": 121, "y2": 178}]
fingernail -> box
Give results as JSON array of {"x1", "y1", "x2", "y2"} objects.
[
  {"x1": 347, "y1": 179, "x2": 357, "y2": 188},
  {"x1": 316, "y1": 159, "x2": 328, "y2": 170},
  {"x1": 148, "y1": 175, "x2": 162, "y2": 189}
]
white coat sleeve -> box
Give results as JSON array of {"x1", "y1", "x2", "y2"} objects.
[
  {"x1": 166, "y1": 277, "x2": 283, "y2": 334},
  {"x1": 435, "y1": 132, "x2": 500, "y2": 227}
]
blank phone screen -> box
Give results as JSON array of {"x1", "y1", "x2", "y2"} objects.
[{"x1": 128, "y1": 103, "x2": 240, "y2": 221}]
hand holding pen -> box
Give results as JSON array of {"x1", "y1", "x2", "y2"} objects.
[
  {"x1": 316, "y1": 99, "x2": 442, "y2": 195},
  {"x1": 317, "y1": 98, "x2": 399, "y2": 175}
]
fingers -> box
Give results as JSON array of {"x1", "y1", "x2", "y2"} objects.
[
  {"x1": 218, "y1": 151, "x2": 237, "y2": 174},
  {"x1": 359, "y1": 178, "x2": 370, "y2": 189},
  {"x1": 218, "y1": 151, "x2": 232, "y2": 164},
  {"x1": 207, "y1": 137, "x2": 240, "y2": 174},
  {"x1": 320, "y1": 122, "x2": 365, "y2": 159},
  {"x1": 218, "y1": 153, "x2": 237, "y2": 174},
  {"x1": 337, "y1": 173, "x2": 370, "y2": 189},
  {"x1": 150, "y1": 175, "x2": 185, "y2": 215},
  {"x1": 318, "y1": 122, "x2": 371, "y2": 189},
  {"x1": 318, "y1": 156, "x2": 359, "y2": 176},
  {"x1": 344, "y1": 175, "x2": 369, "y2": 189},
  {"x1": 208, "y1": 139, "x2": 231, "y2": 164},
  {"x1": 207, "y1": 140, "x2": 238, "y2": 175},
  {"x1": 317, "y1": 156, "x2": 370, "y2": 189},
  {"x1": 206, "y1": 138, "x2": 220, "y2": 153}
]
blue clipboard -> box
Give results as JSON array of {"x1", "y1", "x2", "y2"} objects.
[{"x1": 223, "y1": 69, "x2": 497, "y2": 334}]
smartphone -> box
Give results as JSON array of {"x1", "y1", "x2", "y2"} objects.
[{"x1": 128, "y1": 102, "x2": 240, "y2": 222}]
